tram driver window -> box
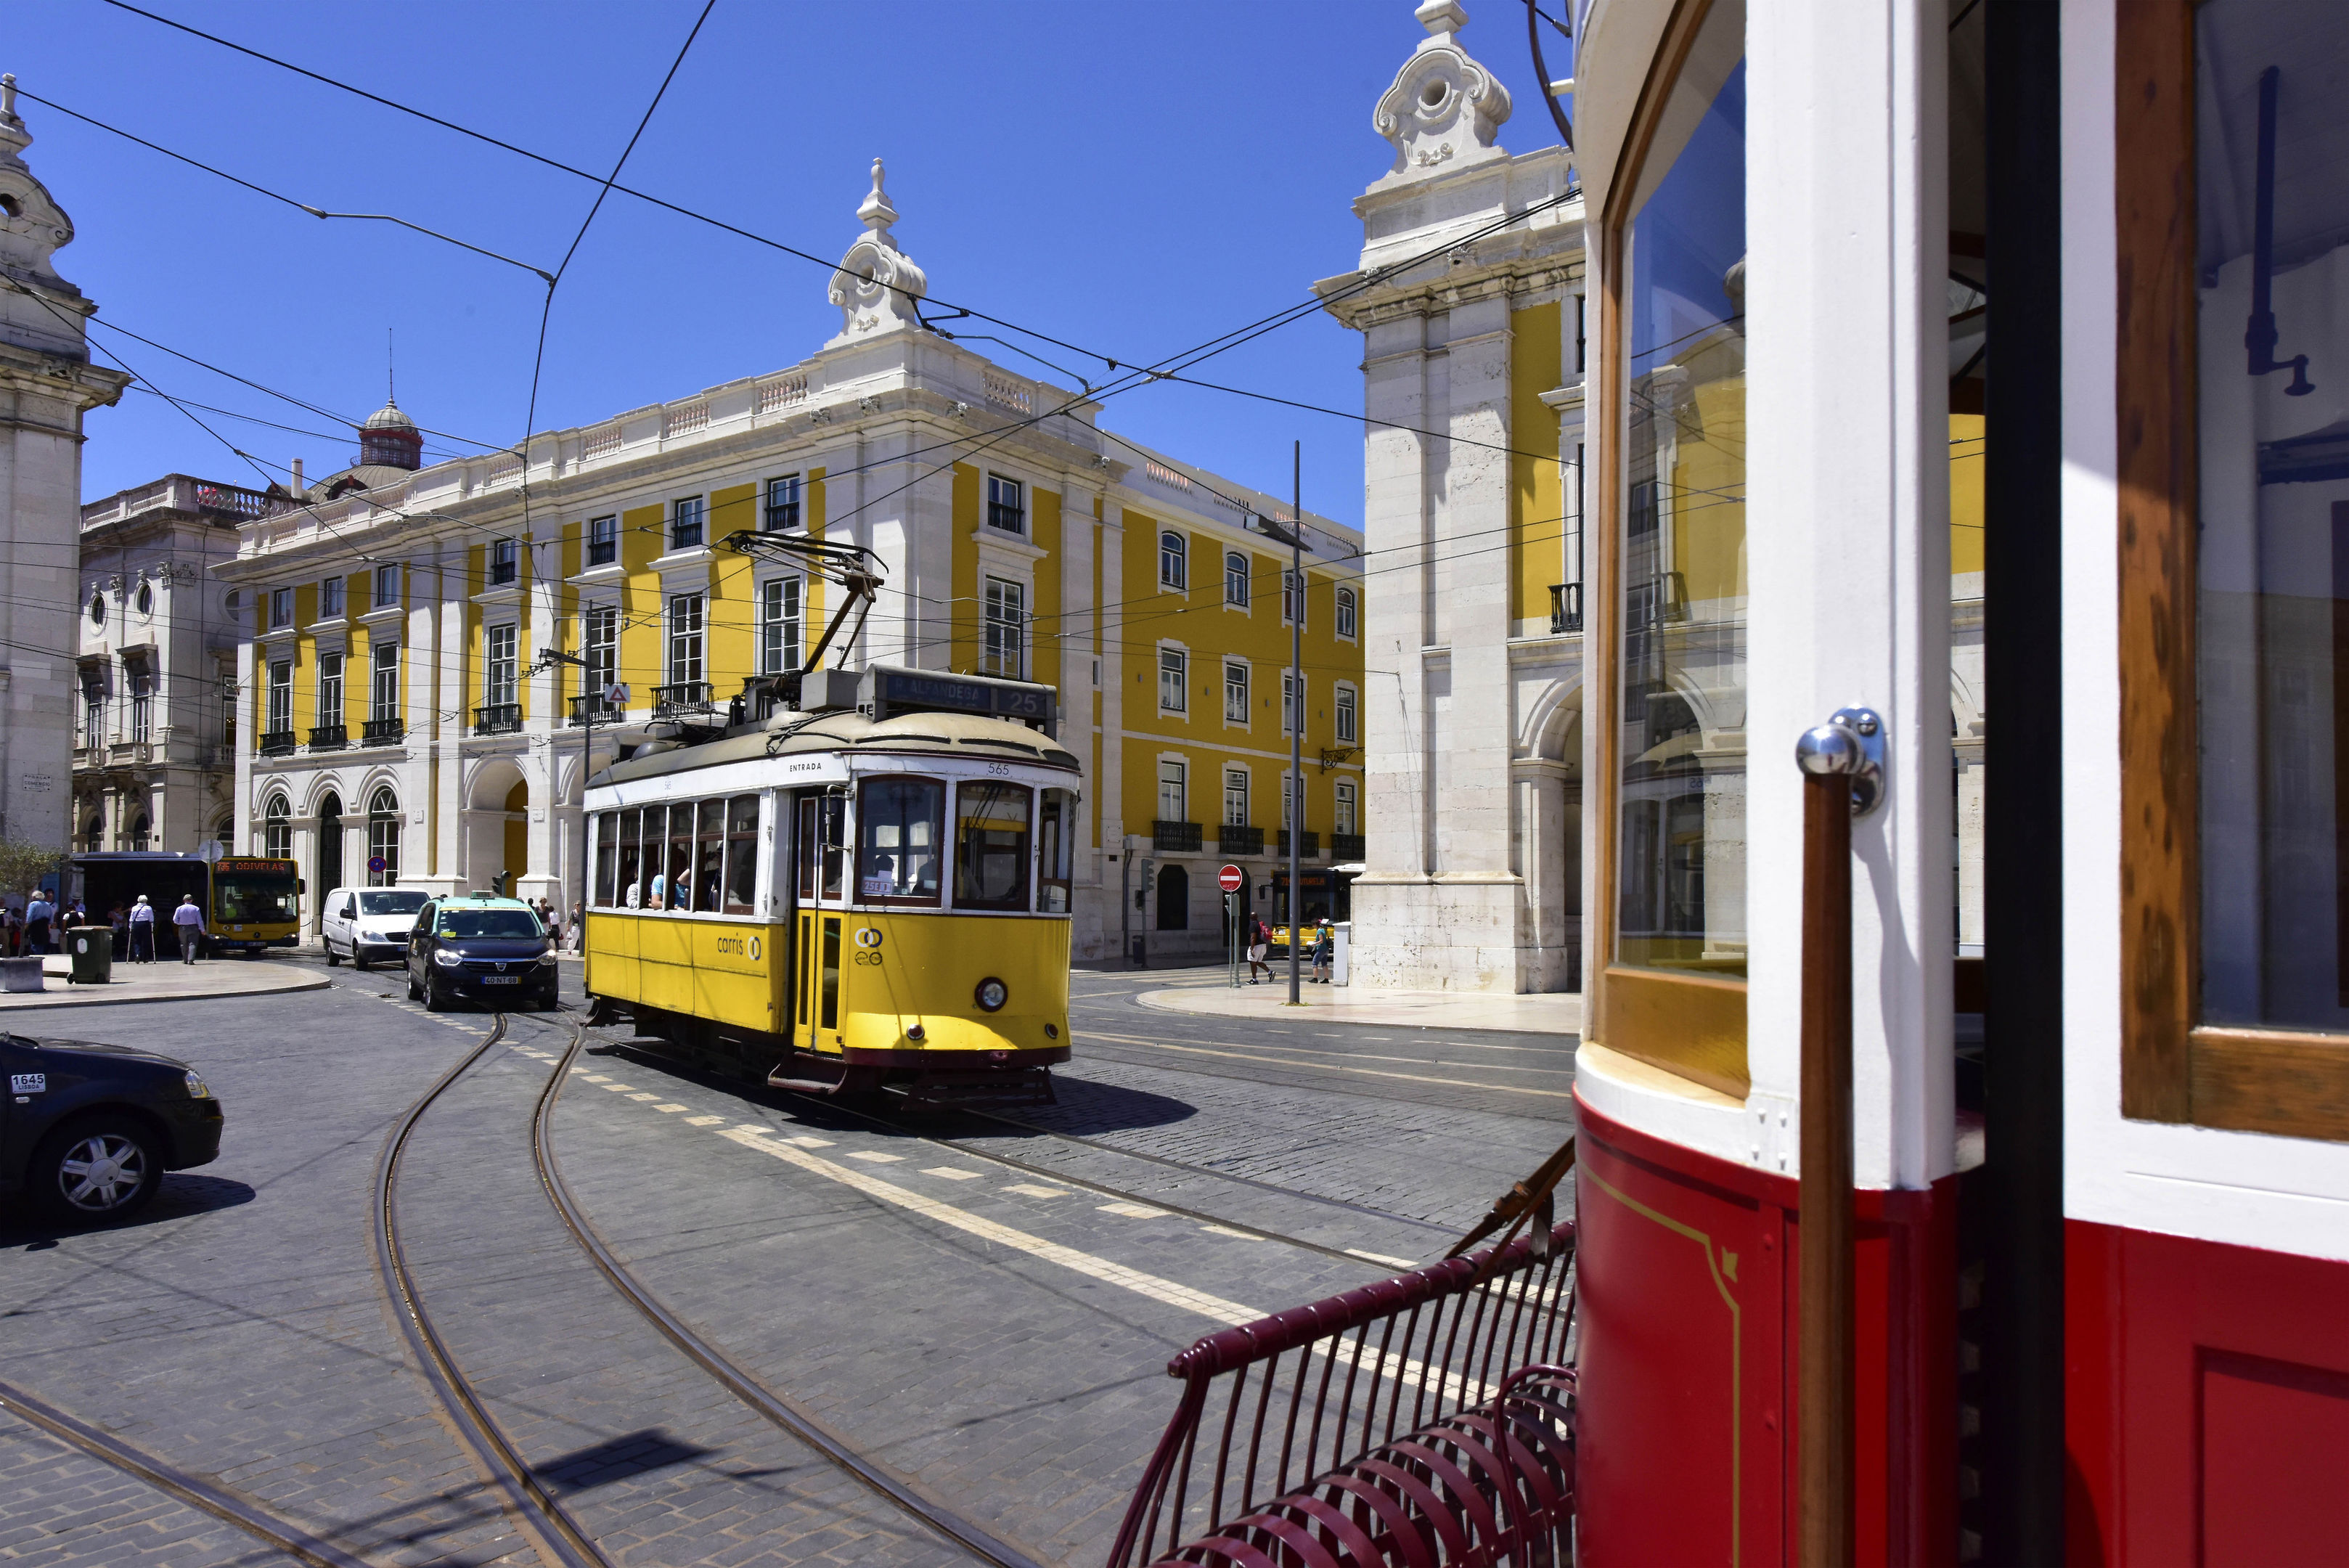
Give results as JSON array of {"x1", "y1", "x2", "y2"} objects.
[
  {"x1": 955, "y1": 782, "x2": 1033, "y2": 912},
  {"x1": 1039, "y1": 788, "x2": 1075, "y2": 914},
  {"x1": 857, "y1": 778, "x2": 944, "y2": 905},
  {"x1": 2193, "y1": 4, "x2": 2349, "y2": 1032}
]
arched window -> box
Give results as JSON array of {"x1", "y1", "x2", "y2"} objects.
[
  {"x1": 1225, "y1": 550, "x2": 1250, "y2": 607},
  {"x1": 1160, "y1": 531, "x2": 1188, "y2": 590},
  {"x1": 262, "y1": 795, "x2": 293, "y2": 859},
  {"x1": 128, "y1": 814, "x2": 150, "y2": 853},
  {"x1": 1156, "y1": 863, "x2": 1189, "y2": 931},
  {"x1": 83, "y1": 815, "x2": 104, "y2": 853},
  {"x1": 367, "y1": 787, "x2": 401, "y2": 886},
  {"x1": 213, "y1": 816, "x2": 234, "y2": 852}
]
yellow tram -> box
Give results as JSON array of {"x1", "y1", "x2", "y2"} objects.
[{"x1": 582, "y1": 708, "x2": 1079, "y2": 1104}]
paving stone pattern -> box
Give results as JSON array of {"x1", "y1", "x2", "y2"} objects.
[{"x1": 0, "y1": 1409, "x2": 297, "y2": 1567}]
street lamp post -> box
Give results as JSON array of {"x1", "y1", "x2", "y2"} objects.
[{"x1": 1255, "y1": 442, "x2": 1310, "y2": 1008}]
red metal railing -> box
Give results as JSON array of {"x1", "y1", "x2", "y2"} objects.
[{"x1": 1109, "y1": 1220, "x2": 1577, "y2": 1567}]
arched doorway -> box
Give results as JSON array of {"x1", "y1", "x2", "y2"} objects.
[
  {"x1": 128, "y1": 814, "x2": 150, "y2": 852},
  {"x1": 316, "y1": 792, "x2": 344, "y2": 917},
  {"x1": 1156, "y1": 864, "x2": 1189, "y2": 931},
  {"x1": 367, "y1": 788, "x2": 400, "y2": 885}
]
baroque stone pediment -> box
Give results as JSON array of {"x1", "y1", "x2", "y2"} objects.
[{"x1": 1370, "y1": 2, "x2": 1513, "y2": 187}]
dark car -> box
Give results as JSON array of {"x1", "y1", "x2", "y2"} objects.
[
  {"x1": 405, "y1": 895, "x2": 560, "y2": 1011},
  {"x1": 1, "y1": 1032, "x2": 225, "y2": 1222}
]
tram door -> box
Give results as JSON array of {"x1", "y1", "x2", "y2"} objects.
[{"x1": 791, "y1": 791, "x2": 847, "y2": 1054}]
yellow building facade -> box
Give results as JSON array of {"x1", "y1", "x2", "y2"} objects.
[{"x1": 220, "y1": 167, "x2": 1362, "y2": 961}]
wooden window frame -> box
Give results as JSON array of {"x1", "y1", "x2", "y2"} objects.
[
  {"x1": 2116, "y1": 1, "x2": 2349, "y2": 1141},
  {"x1": 1588, "y1": 0, "x2": 1750, "y2": 1101}
]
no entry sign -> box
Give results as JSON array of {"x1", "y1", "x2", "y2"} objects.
[{"x1": 1218, "y1": 864, "x2": 1244, "y2": 894}]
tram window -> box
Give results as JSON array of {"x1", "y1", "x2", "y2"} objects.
[
  {"x1": 724, "y1": 795, "x2": 759, "y2": 913},
  {"x1": 820, "y1": 916, "x2": 842, "y2": 1031},
  {"x1": 595, "y1": 812, "x2": 617, "y2": 907},
  {"x1": 667, "y1": 807, "x2": 695, "y2": 912},
  {"x1": 696, "y1": 799, "x2": 724, "y2": 912},
  {"x1": 955, "y1": 782, "x2": 1033, "y2": 912},
  {"x1": 1039, "y1": 789, "x2": 1074, "y2": 914},
  {"x1": 857, "y1": 778, "x2": 944, "y2": 905},
  {"x1": 618, "y1": 809, "x2": 643, "y2": 908},
  {"x1": 798, "y1": 794, "x2": 845, "y2": 901}
]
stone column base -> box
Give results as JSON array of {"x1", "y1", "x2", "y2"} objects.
[{"x1": 1348, "y1": 873, "x2": 1570, "y2": 993}]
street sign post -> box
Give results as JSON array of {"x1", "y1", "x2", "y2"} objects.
[
  {"x1": 367, "y1": 855, "x2": 387, "y2": 874},
  {"x1": 1217, "y1": 865, "x2": 1244, "y2": 894},
  {"x1": 1219, "y1": 865, "x2": 1246, "y2": 989}
]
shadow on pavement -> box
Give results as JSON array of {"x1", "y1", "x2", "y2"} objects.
[{"x1": 0, "y1": 1173, "x2": 257, "y2": 1246}]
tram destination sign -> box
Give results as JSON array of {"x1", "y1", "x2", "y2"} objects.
[{"x1": 873, "y1": 668, "x2": 1053, "y2": 727}]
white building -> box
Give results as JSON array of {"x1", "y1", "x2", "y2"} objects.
[
  {"x1": 0, "y1": 75, "x2": 131, "y2": 853},
  {"x1": 73, "y1": 474, "x2": 264, "y2": 855},
  {"x1": 1317, "y1": 4, "x2": 1588, "y2": 992}
]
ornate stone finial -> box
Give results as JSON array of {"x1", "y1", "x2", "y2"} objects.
[
  {"x1": 1415, "y1": 0, "x2": 1469, "y2": 36},
  {"x1": 1372, "y1": 1, "x2": 1513, "y2": 184},
  {"x1": 1, "y1": 73, "x2": 19, "y2": 126},
  {"x1": 827, "y1": 157, "x2": 928, "y2": 346},
  {"x1": 857, "y1": 158, "x2": 898, "y2": 238}
]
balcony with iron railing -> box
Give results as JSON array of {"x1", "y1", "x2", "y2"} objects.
[
  {"x1": 1276, "y1": 830, "x2": 1320, "y2": 859},
  {"x1": 1330, "y1": 833, "x2": 1365, "y2": 860},
  {"x1": 308, "y1": 724, "x2": 348, "y2": 750},
  {"x1": 1214, "y1": 823, "x2": 1263, "y2": 857},
  {"x1": 1152, "y1": 820, "x2": 1202, "y2": 853},
  {"x1": 1550, "y1": 581, "x2": 1583, "y2": 634},
  {"x1": 473, "y1": 703, "x2": 523, "y2": 736},
  {"x1": 362, "y1": 716, "x2": 404, "y2": 746},
  {"x1": 653, "y1": 681, "x2": 714, "y2": 716},
  {"x1": 568, "y1": 693, "x2": 622, "y2": 726},
  {"x1": 258, "y1": 729, "x2": 297, "y2": 757}
]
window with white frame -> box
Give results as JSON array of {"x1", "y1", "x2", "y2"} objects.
[
  {"x1": 584, "y1": 606, "x2": 618, "y2": 698},
  {"x1": 759, "y1": 577, "x2": 803, "y2": 674},
  {"x1": 128, "y1": 664, "x2": 152, "y2": 743},
  {"x1": 316, "y1": 653, "x2": 343, "y2": 727},
  {"x1": 1225, "y1": 550, "x2": 1250, "y2": 607},
  {"x1": 1336, "y1": 585, "x2": 1357, "y2": 639},
  {"x1": 670, "y1": 496, "x2": 706, "y2": 551},
  {"x1": 1160, "y1": 530, "x2": 1187, "y2": 590},
  {"x1": 263, "y1": 794, "x2": 293, "y2": 859},
  {"x1": 371, "y1": 642, "x2": 401, "y2": 721},
  {"x1": 269, "y1": 587, "x2": 293, "y2": 630},
  {"x1": 1282, "y1": 568, "x2": 1304, "y2": 627},
  {"x1": 587, "y1": 515, "x2": 618, "y2": 566},
  {"x1": 986, "y1": 474, "x2": 1024, "y2": 534},
  {"x1": 666, "y1": 593, "x2": 705, "y2": 687},
  {"x1": 1222, "y1": 767, "x2": 1249, "y2": 828},
  {"x1": 367, "y1": 786, "x2": 401, "y2": 885},
  {"x1": 1336, "y1": 683, "x2": 1357, "y2": 744},
  {"x1": 983, "y1": 576, "x2": 1026, "y2": 679},
  {"x1": 485, "y1": 624, "x2": 518, "y2": 707},
  {"x1": 1283, "y1": 671, "x2": 1303, "y2": 737},
  {"x1": 82, "y1": 675, "x2": 105, "y2": 746},
  {"x1": 1336, "y1": 779, "x2": 1358, "y2": 837},
  {"x1": 321, "y1": 576, "x2": 345, "y2": 617},
  {"x1": 1224, "y1": 660, "x2": 1249, "y2": 723},
  {"x1": 764, "y1": 474, "x2": 801, "y2": 532},
  {"x1": 266, "y1": 661, "x2": 293, "y2": 733},
  {"x1": 1157, "y1": 759, "x2": 1186, "y2": 823},
  {"x1": 374, "y1": 563, "x2": 401, "y2": 610},
  {"x1": 1159, "y1": 648, "x2": 1187, "y2": 714},
  {"x1": 1282, "y1": 772, "x2": 1297, "y2": 830}
]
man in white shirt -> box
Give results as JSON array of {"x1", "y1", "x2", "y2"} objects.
[
  {"x1": 171, "y1": 894, "x2": 206, "y2": 963},
  {"x1": 127, "y1": 894, "x2": 156, "y2": 963}
]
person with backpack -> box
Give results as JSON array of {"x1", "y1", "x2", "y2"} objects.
[{"x1": 1246, "y1": 914, "x2": 1272, "y2": 983}]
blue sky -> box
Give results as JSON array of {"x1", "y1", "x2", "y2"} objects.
[{"x1": 12, "y1": 1, "x2": 1573, "y2": 527}]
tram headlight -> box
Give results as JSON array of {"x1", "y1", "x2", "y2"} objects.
[{"x1": 974, "y1": 977, "x2": 1008, "y2": 1013}]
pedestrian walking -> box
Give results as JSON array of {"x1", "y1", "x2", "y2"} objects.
[
  {"x1": 127, "y1": 895, "x2": 157, "y2": 963},
  {"x1": 568, "y1": 903, "x2": 584, "y2": 953},
  {"x1": 1246, "y1": 915, "x2": 1271, "y2": 983},
  {"x1": 1310, "y1": 918, "x2": 1334, "y2": 984},
  {"x1": 171, "y1": 894, "x2": 207, "y2": 963},
  {"x1": 23, "y1": 891, "x2": 54, "y2": 955}
]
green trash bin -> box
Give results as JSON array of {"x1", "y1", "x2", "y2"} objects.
[{"x1": 68, "y1": 927, "x2": 113, "y2": 985}]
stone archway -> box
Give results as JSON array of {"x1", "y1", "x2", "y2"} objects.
[
  {"x1": 464, "y1": 756, "x2": 528, "y2": 897},
  {"x1": 316, "y1": 793, "x2": 345, "y2": 920}
]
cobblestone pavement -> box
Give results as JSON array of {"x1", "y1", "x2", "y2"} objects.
[{"x1": 0, "y1": 950, "x2": 1580, "y2": 1565}]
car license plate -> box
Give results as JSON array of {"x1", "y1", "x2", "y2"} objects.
[{"x1": 481, "y1": 975, "x2": 520, "y2": 985}]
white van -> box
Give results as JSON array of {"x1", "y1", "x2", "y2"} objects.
[{"x1": 320, "y1": 886, "x2": 430, "y2": 968}]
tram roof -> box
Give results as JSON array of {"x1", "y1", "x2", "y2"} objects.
[{"x1": 589, "y1": 709, "x2": 1082, "y2": 790}]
